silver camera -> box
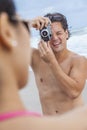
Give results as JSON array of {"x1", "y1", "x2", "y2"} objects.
[{"x1": 40, "y1": 23, "x2": 52, "y2": 41}]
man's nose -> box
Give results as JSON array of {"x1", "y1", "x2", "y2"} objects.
[{"x1": 52, "y1": 34, "x2": 58, "y2": 40}]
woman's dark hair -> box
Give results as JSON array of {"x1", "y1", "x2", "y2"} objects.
[
  {"x1": 44, "y1": 13, "x2": 70, "y2": 39},
  {"x1": 0, "y1": 0, "x2": 17, "y2": 24}
]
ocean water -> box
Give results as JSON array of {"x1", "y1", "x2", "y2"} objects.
[{"x1": 67, "y1": 33, "x2": 87, "y2": 57}]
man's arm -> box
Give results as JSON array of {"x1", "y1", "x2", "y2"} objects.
[
  {"x1": 48, "y1": 55, "x2": 87, "y2": 99},
  {"x1": 31, "y1": 48, "x2": 40, "y2": 72},
  {"x1": 30, "y1": 17, "x2": 50, "y2": 70}
]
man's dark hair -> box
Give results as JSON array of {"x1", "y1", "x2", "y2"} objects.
[
  {"x1": 44, "y1": 13, "x2": 70, "y2": 39},
  {"x1": 0, "y1": 0, "x2": 17, "y2": 24}
]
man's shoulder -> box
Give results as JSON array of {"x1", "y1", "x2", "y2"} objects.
[
  {"x1": 70, "y1": 51, "x2": 87, "y2": 65},
  {"x1": 32, "y1": 47, "x2": 39, "y2": 55},
  {"x1": 31, "y1": 47, "x2": 40, "y2": 59},
  {"x1": 31, "y1": 48, "x2": 41, "y2": 68},
  {"x1": 72, "y1": 52, "x2": 86, "y2": 60}
]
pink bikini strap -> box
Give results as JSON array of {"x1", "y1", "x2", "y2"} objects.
[{"x1": 0, "y1": 111, "x2": 41, "y2": 121}]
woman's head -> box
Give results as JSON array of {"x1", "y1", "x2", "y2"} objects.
[
  {"x1": 0, "y1": 0, "x2": 31, "y2": 88},
  {"x1": 0, "y1": 0, "x2": 16, "y2": 19}
]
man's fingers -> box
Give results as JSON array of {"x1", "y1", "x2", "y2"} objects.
[{"x1": 31, "y1": 16, "x2": 51, "y2": 30}]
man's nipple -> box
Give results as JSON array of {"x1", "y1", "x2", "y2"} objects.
[{"x1": 40, "y1": 78, "x2": 43, "y2": 82}]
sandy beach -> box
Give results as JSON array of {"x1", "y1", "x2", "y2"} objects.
[{"x1": 19, "y1": 70, "x2": 87, "y2": 113}]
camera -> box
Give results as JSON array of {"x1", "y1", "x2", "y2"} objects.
[{"x1": 40, "y1": 23, "x2": 52, "y2": 42}]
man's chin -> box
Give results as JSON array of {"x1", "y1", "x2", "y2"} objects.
[{"x1": 52, "y1": 47, "x2": 61, "y2": 53}]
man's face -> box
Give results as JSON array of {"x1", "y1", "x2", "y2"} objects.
[{"x1": 49, "y1": 22, "x2": 68, "y2": 53}]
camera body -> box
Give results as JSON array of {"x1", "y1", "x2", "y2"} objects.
[{"x1": 40, "y1": 23, "x2": 52, "y2": 42}]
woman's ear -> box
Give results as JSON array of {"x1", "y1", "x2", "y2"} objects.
[{"x1": 0, "y1": 13, "x2": 17, "y2": 50}]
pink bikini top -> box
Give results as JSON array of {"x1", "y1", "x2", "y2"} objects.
[{"x1": 0, "y1": 111, "x2": 41, "y2": 121}]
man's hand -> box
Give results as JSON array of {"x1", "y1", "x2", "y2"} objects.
[
  {"x1": 38, "y1": 40, "x2": 56, "y2": 63},
  {"x1": 31, "y1": 16, "x2": 51, "y2": 30}
]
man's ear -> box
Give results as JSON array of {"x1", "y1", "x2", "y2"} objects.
[
  {"x1": 65, "y1": 29, "x2": 70, "y2": 40},
  {"x1": 0, "y1": 13, "x2": 16, "y2": 50}
]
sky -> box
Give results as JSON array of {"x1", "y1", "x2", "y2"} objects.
[{"x1": 15, "y1": 0, "x2": 87, "y2": 30}]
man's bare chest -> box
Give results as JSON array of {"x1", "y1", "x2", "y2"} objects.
[{"x1": 34, "y1": 60, "x2": 72, "y2": 92}]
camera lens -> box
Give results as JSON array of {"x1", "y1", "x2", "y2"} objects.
[
  {"x1": 42, "y1": 31, "x2": 48, "y2": 36},
  {"x1": 41, "y1": 29, "x2": 48, "y2": 37}
]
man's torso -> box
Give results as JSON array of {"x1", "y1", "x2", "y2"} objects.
[{"x1": 31, "y1": 49, "x2": 84, "y2": 115}]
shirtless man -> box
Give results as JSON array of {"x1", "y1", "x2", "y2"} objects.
[{"x1": 31, "y1": 13, "x2": 87, "y2": 115}]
